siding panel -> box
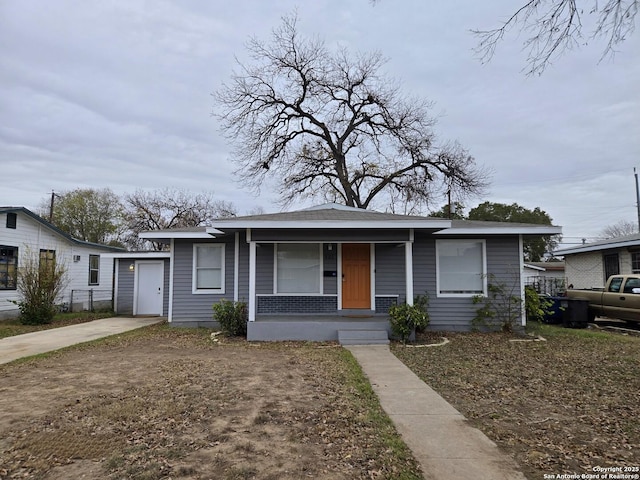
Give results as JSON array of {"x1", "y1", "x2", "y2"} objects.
[
  {"x1": 116, "y1": 259, "x2": 135, "y2": 315},
  {"x1": 375, "y1": 244, "x2": 406, "y2": 297},
  {"x1": 172, "y1": 237, "x2": 235, "y2": 323},
  {"x1": 413, "y1": 233, "x2": 522, "y2": 331}
]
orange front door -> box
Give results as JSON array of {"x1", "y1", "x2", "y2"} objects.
[{"x1": 342, "y1": 243, "x2": 371, "y2": 309}]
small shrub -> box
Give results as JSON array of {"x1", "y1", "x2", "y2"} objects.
[
  {"x1": 14, "y1": 249, "x2": 68, "y2": 325},
  {"x1": 524, "y1": 286, "x2": 555, "y2": 323},
  {"x1": 212, "y1": 299, "x2": 248, "y2": 337},
  {"x1": 388, "y1": 293, "x2": 430, "y2": 344},
  {"x1": 472, "y1": 278, "x2": 522, "y2": 332}
]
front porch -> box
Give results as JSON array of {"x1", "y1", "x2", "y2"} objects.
[{"x1": 247, "y1": 313, "x2": 391, "y2": 342}]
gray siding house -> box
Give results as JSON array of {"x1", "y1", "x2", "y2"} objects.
[{"x1": 120, "y1": 204, "x2": 560, "y2": 341}]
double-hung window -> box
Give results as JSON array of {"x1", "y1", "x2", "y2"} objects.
[
  {"x1": 276, "y1": 243, "x2": 321, "y2": 294},
  {"x1": 436, "y1": 239, "x2": 487, "y2": 296},
  {"x1": 89, "y1": 255, "x2": 100, "y2": 285},
  {"x1": 193, "y1": 244, "x2": 225, "y2": 293},
  {"x1": 0, "y1": 246, "x2": 18, "y2": 290}
]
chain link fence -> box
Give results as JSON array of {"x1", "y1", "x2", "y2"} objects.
[
  {"x1": 69, "y1": 289, "x2": 113, "y2": 312},
  {"x1": 524, "y1": 276, "x2": 567, "y2": 296}
]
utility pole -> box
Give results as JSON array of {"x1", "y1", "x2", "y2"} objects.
[
  {"x1": 48, "y1": 190, "x2": 60, "y2": 223},
  {"x1": 635, "y1": 168, "x2": 640, "y2": 233}
]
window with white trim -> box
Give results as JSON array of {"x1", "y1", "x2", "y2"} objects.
[
  {"x1": 193, "y1": 244, "x2": 225, "y2": 293},
  {"x1": 276, "y1": 243, "x2": 321, "y2": 293},
  {"x1": 436, "y1": 239, "x2": 486, "y2": 296},
  {"x1": 88, "y1": 254, "x2": 100, "y2": 285}
]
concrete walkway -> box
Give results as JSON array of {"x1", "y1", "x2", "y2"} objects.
[
  {"x1": 0, "y1": 317, "x2": 164, "y2": 365},
  {"x1": 347, "y1": 345, "x2": 527, "y2": 480}
]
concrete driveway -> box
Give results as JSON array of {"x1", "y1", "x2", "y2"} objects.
[{"x1": 0, "y1": 317, "x2": 164, "y2": 365}]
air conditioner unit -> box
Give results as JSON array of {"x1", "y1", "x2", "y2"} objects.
[{"x1": 73, "y1": 255, "x2": 81, "y2": 262}]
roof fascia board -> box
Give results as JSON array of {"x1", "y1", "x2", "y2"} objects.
[
  {"x1": 101, "y1": 252, "x2": 171, "y2": 259},
  {"x1": 139, "y1": 231, "x2": 220, "y2": 239},
  {"x1": 524, "y1": 263, "x2": 546, "y2": 271},
  {"x1": 210, "y1": 220, "x2": 452, "y2": 229},
  {"x1": 434, "y1": 227, "x2": 562, "y2": 235},
  {"x1": 555, "y1": 239, "x2": 640, "y2": 255}
]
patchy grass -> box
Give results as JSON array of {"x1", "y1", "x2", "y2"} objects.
[
  {"x1": 0, "y1": 327, "x2": 423, "y2": 479},
  {"x1": 0, "y1": 310, "x2": 116, "y2": 339},
  {"x1": 391, "y1": 324, "x2": 640, "y2": 479}
]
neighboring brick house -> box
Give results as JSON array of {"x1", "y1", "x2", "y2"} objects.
[{"x1": 554, "y1": 234, "x2": 640, "y2": 289}]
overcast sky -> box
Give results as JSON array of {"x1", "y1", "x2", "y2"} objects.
[{"x1": 1, "y1": 1, "x2": 638, "y2": 247}]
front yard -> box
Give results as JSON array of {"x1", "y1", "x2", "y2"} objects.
[
  {"x1": 392, "y1": 324, "x2": 640, "y2": 479},
  {"x1": 0, "y1": 325, "x2": 421, "y2": 479}
]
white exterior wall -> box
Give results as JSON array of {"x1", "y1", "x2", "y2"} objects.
[
  {"x1": 0, "y1": 211, "x2": 115, "y2": 319},
  {"x1": 618, "y1": 250, "x2": 635, "y2": 275},
  {"x1": 564, "y1": 252, "x2": 605, "y2": 289}
]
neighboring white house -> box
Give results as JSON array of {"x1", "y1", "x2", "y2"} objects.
[
  {"x1": 0, "y1": 207, "x2": 123, "y2": 320},
  {"x1": 554, "y1": 234, "x2": 640, "y2": 289}
]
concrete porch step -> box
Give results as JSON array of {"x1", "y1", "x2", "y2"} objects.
[{"x1": 338, "y1": 329, "x2": 389, "y2": 345}]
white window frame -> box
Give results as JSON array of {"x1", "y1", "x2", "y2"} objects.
[
  {"x1": 435, "y1": 239, "x2": 487, "y2": 297},
  {"x1": 274, "y1": 243, "x2": 323, "y2": 295},
  {"x1": 88, "y1": 254, "x2": 100, "y2": 286},
  {"x1": 192, "y1": 243, "x2": 225, "y2": 294}
]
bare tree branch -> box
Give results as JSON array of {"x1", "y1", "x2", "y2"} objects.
[
  {"x1": 214, "y1": 13, "x2": 489, "y2": 212},
  {"x1": 472, "y1": 0, "x2": 637, "y2": 75},
  {"x1": 122, "y1": 188, "x2": 237, "y2": 250}
]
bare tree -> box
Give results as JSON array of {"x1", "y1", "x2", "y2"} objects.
[
  {"x1": 122, "y1": 188, "x2": 237, "y2": 250},
  {"x1": 600, "y1": 219, "x2": 638, "y2": 238},
  {"x1": 215, "y1": 14, "x2": 489, "y2": 212},
  {"x1": 472, "y1": 0, "x2": 637, "y2": 75}
]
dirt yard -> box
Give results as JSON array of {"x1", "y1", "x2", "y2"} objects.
[
  {"x1": 392, "y1": 325, "x2": 640, "y2": 480},
  {"x1": 0, "y1": 326, "x2": 420, "y2": 480}
]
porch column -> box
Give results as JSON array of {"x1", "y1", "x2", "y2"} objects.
[
  {"x1": 249, "y1": 240, "x2": 256, "y2": 322},
  {"x1": 405, "y1": 241, "x2": 414, "y2": 305}
]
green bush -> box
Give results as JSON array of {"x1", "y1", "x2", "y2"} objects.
[
  {"x1": 212, "y1": 299, "x2": 248, "y2": 337},
  {"x1": 388, "y1": 293, "x2": 430, "y2": 344},
  {"x1": 524, "y1": 286, "x2": 555, "y2": 323}
]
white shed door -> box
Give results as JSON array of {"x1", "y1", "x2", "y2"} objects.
[{"x1": 135, "y1": 261, "x2": 164, "y2": 316}]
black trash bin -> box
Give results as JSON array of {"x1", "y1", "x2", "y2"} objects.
[{"x1": 563, "y1": 298, "x2": 589, "y2": 328}]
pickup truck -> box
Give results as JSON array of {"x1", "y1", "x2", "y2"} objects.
[{"x1": 566, "y1": 275, "x2": 640, "y2": 324}]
